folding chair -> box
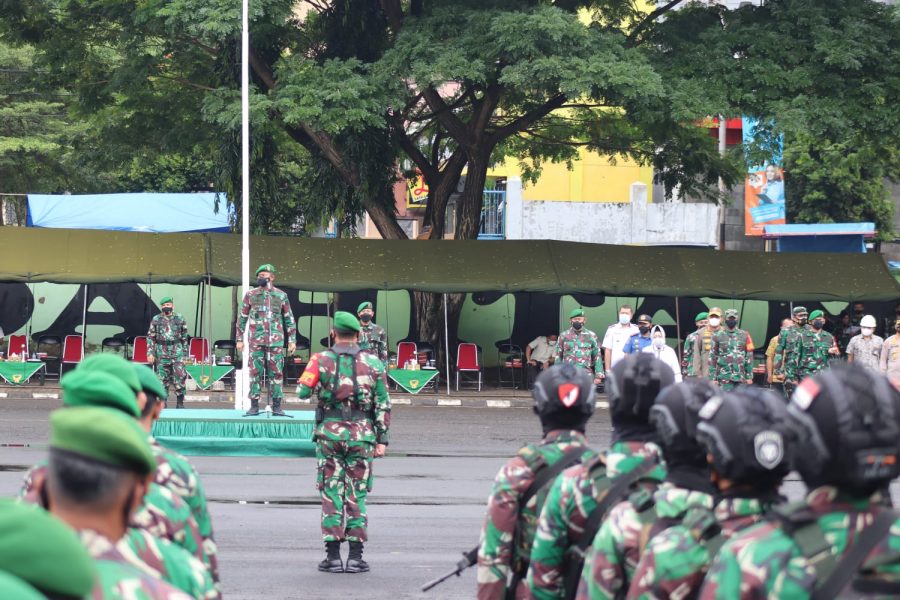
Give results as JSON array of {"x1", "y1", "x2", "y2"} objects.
[
  {"x1": 36, "y1": 335, "x2": 62, "y2": 381},
  {"x1": 61, "y1": 335, "x2": 83, "y2": 376},
  {"x1": 131, "y1": 336, "x2": 151, "y2": 364},
  {"x1": 496, "y1": 341, "x2": 524, "y2": 389},
  {"x1": 7, "y1": 334, "x2": 28, "y2": 358},
  {"x1": 456, "y1": 343, "x2": 482, "y2": 391},
  {"x1": 189, "y1": 338, "x2": 210, "y2": 363},
  {"x1": 396, "y1": 342, "x2": 417, "y2": 369},
  {"x1": 101, "y1": 337, "x2": 126, "y2": 357}
]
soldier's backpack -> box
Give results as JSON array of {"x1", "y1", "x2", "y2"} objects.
[{"x1": 773, "y1": 503, "x2": 900, "y2": 599}]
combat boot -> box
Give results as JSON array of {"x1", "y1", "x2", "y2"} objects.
[
  {"x1": 345, "y1": 541, "x2": 369, "y2": 573},
  {"x1": 317, "y1": 540, "x2": 343, "y2": 573},
  {"x1": 244, "y1": 398, "x2": 260, "y2": 416},
  {"x1": 271, "y1": 397, "x2": 288, "y2": 417},
  {"x1": 176, "y1": 394, "x2": 185, "y2": 409}
]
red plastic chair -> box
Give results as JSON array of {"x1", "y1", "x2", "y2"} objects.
[
  {"x1": 131, "y1": 336, "x2": 150, "y2": 364},
  {"x1": 396, "y1": 342, "x2": 417, "y2": 369},
  {"x1": 61, "y1": 335, "x2": 83, "y2": 375},
  {"x1": 456, "y1": 343, "x2": 482, "y2": 391},
  {"x1": 189, "y1": 338, "x2": 210, "y2": 363},
  {"x1": 7, "y1": 334, "x2": 28, "y2": 358}
]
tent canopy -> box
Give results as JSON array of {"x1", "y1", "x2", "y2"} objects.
[
  {"x1": 0, "y1": 228, "x2": 897, "y2": 301},
  {"x1": 26, "y1": 193, "x2": 231, "y2": 233}
]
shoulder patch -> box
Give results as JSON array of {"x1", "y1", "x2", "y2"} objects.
[
  {"x1": 792, "y1": 378, "x2": 820, "y2": 410},
  {"x1": 754, "y1": 431, "x2": 784, "y2": 470}
]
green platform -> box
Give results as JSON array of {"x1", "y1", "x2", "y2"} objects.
[{"x1": 152, "y1": 409, "x2": 316, "y2": 457}]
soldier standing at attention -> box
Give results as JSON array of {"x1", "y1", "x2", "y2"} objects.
[
  {"x1": 879, "y1": 318, "x2": 900, "y2": 379},
  {"x1": 710, "y1": 308, "x2": 754, "y2": 390},
  {"x1": 682, "y1": 312, "x2": 708, "y2": 378},
  {"x1": 147, "y1": 296, "x2": 189, "y2": 408},
  {"x1": 789, "y1": 309, "x2": 839, "y2": 384},
  {"x1": 556, "y1": 308, "x2": 603, "y2": 384},
  {"x1": 692, "y1": 307, "x2": 723, "y2": 380},
  {"x1": 236, "y1": 264, "x2": 297, "y2": 416},
  {"x1": 477, "y1": 364, "x2": 597, "y2": 600},
  {"x1": 357, "y1": 301, "x2": 388, "y2": 364},
  {"x1": 297, "y1": 311, "x2": 391, "y2": 574},
  {"x1": 775, "y1": 306, "x2": 810, "y2": 398}
]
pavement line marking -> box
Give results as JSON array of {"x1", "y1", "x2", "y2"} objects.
[
  {"x1": 596, "y1": 401, "x2": 609, "y2": 409},
  {"x1": 392, "y1": 398, "x2": 411, "y2": 405},
  {"x1": 486, "y1": 400, "x2": 511, "y2": 408},
  {"x1": 32, "y1": 393, "x2": 59, "y2": 399},
  {"x1": 186, "y1": 395, "x2": 210, "y2": 401},
  {"x1": 0, "y1": 393, "x2": 7, "y2": 398},
  {"x1": 438, "y1": 399, "x2": 462, "y2": 407}
]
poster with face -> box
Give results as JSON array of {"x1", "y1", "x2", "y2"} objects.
[{"x1": 743, "y1": 117, "x2": 786, "y2": 236}]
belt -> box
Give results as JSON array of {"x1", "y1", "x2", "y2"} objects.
[{"x1": 324, "y1": 408, "x2": 371, "y2": 420}]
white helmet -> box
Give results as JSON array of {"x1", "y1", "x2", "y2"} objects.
[{"x1": 860, "y1": 315, "x2": 877, "y2": 328}]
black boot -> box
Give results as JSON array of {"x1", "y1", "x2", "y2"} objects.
[
  {"x1": 175, "y1": 394, "x2": 185, "y2": 409},
  {"x1": 271, "y1": 397, "x2": 287, "y2": 417},
  {"x1": 345, "y1": 541, "x2": 369, "y2": 573},
  {"x1": 244, "y1": 398, "x2": 260, "y2": 416},
  {"x1": 317, "y1": 540, "x2": 343, "y2": 573}
]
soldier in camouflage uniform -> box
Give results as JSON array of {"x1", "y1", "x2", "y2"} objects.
[
  {"x1": 682, "y1": 312, "x2": 707, "y2": 377},
  {"x1": 297, "y1": 311, "x2": 391, "y2": 574},
  {"x1": 122, "y1": 528, "x2": 218, "y2": 599},
  {"x1": 629, "y1": 386, "x2": 794, "y2": 599},
  {"x1": 786, "y1": 309, "x2": 839, "y2": 385},
  {"x1": 357, "y1": 301, "x2": 388, "y2": 364},
  {"x1": 527, "y1": 354, "x2": 674, "y2": 599},
  {"x1": 691, "y1": 307, "x2": 723, "y2": 380},
  {"x1": 556, "y1": 308, "x2": 604, "y2": 383},
  {"x1": 236, "y1": 263, "x2": 297, "y2": 416},
  {"x1": 147, "y1": 296, "x2": 189, "y2": 408},
  {"x1": 709, "y1": 308, "x2": 754, "y2": 390},
  {"x1": 699, "y1": 363, "x2": 900, "y2": 598},
  {"x1": 577, "y1": 379, "x2": 719, "y2": 599},
  {"x1": 477, "y1": 364, "x2": 597, "y2": 600},
  {"x1": 774, "y1": 305, "x2": 810, "y2": 398}
]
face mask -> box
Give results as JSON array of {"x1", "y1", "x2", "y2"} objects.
[
  {"x1": 812, "y1": 320, "x2": 824, "y2": 330},
  {"x1": 862, "y1": 327, "x2": 874, "y2": 337},
  {"x1": 162, "y1": 307, "x2": 173, "y2": 315},
  {"x1": 572, "y1": 321, "x2": 583, "y2": 331},
  {"x1": 257, "y1": 277, "x2": 269, "y2": 288},
  {"x1": 725, "y1": 318, "x2": 737, "y2": 328},
  {"x1": 618, "y1": 314, "x2": 630, "y2": 325},
  {"x1": 708, "y1": 317, "x2": 721, "y2": 327},
  {"x1": 652, "y1": 337, "x2": 665, "y2": 349},
  {"x1": 638, "y1": 325, "x2": 650, "y2": 335},
  {"x1": 360, "y1": 314, "x2": 372, "y2": 323}
]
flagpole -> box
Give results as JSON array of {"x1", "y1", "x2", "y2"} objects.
[{"x1": 236, "y1": 0, "x2": 251, "y2": 410}]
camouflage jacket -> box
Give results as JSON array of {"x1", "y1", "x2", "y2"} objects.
[
  {"x1": 121, "y1": 529, "x2": 218, "y2": 600},
  {"x1": 296, "y1": 343, "x2": 391, "y2": 445},
  {"x1": 359, "y1": 322, "x2": 388, "y2": 364},
  {"x1": 527, "y1": 441, "x2": 665, "y2": 600},
  {"x1": 236, "y1": 286, "x2": 297, "y2": 349},
  {"x1": 78, "y1": 529, "x2": 192, "y2": 600},
  {"x1": 774, "y1": 324, "x2": 810, "y2": 378},
  {"x1": 477, "y1": 430, "x2": 592, "y2": 600},
  {"x1": 691, "y1": 327, "x2": 720, "y2": 379},
  {"x1": 787, "y1": 328, "x2": 836, "y2": 382},
  {"x1": 699, "y1": 486, "x2": 900, "y2": 599},
  {"x1": 710, "y1": 328, "x2": 754, "y2": 383},
  {"x1": 149, "y1": 438, "x2": 218, "y2": 583},
  {"x1": 628, "y1": 495, "x2": 770, "y2": 599},
  {"x1": 555, "y1": 327, "x2": 601, "y2": 375},
  {"x1": 682, "y1": 330, "x2": 700, "y2": 376},
  {"x1": 147, "y1": 313, "x2": 189, "y2": 359},
  {"x1": 577, "y1": 482, "x2": 714, "y2": 600}
]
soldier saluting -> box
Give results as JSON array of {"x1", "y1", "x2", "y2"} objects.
[
  {"x1": 235, "y1": 264, "x2": 297, "y2": 417},
  {"x1": 147, "y1": 296, "x2": 189, "y2": 409}
]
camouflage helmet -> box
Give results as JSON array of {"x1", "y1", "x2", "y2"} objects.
[
  {"x1": 607, "y1": 354, "x2": 674, "y2": 427},
  {"x1": 532, "y1": 364, "x2": 595, "y2": 431},
  {"x1": 696, "y1": 386, "x2": 794, "y2": 488},
  {"x1": 787, "y1": 363, "x2": 900, "y2": 492},
  {"x1": 650, "y1": 379, "x2": 718, "y2": 466}
]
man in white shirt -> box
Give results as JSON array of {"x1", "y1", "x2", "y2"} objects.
[
  {"x1": 601, "y1": 305, "x2": 639, "y2": 372},
  {"x1": 525, "y1": 333, "x2": 558, "y2": 389}
]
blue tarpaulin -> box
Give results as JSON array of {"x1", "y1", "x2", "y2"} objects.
[
  {"x1": 26, "y1": 193, "x2": 231, "y2": 233},
  {"x1": 764, "y1": 223, "x2": 875, "y2": 253}
]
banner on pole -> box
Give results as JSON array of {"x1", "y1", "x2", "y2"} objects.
[{"x1": 743, "y1": 117, "x2": 786, "y2": 236}]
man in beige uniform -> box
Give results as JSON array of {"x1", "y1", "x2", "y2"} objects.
[
  {"x1": 879, "y1": 317, "x2": 900, "y2": 379},
  {"x1": 691, "y1": 306, "x2": 723, "y2": 379}
]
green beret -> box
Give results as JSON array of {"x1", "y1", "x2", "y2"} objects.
[
  {"x1": 78, "y1": 353, "x2": 141, "y2": 394},
  {"x1": 159, "y1": 296, "x2": 173, "y2": 305},
  {"x1": 133, "y1": 363, "x2": 167, "y2": 401},
  {"x1": 61, "y1": 370, "x2": 140, "y2": 418},
  {"x1": 792, "y1": 306, "x2": 808, "y2": 316},
  {"x1": 357, "y1": 301, "x2": 373, "y2": 314},
  {"x1": 809, "y1": 309, "x2": 824, "y2": 320},
  {"x1": 695, "y1": 312, "x2": 708, "y2": 322},
  {"x1": 256, "y1": 263, "x2": 275, "y2": 276},
  {"x1": 725, "y1": 308, "x2": 739, "y2": 318},
  {"x1": 0, "y1": 499, "x2": 96, "y2": 597},
  {"x1": 51, "y1": 407, "x2": 156, "y2": 474},
  {"x1": 568, "y1": 308, "x2": 584, "y2": 319},
  {"x1": 333, "y1": 311, "x2": 361, "y2": 333},
  {"x1": 0, "y1": 572, "x2": 45, "y2": 600}
]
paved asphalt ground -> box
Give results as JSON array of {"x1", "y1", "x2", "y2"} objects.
[{"x1": 1, "y1": 399, "x2": 898, "y2": 599}]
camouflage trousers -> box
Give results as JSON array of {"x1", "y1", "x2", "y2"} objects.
[
  {"x1": 157, "y1": 358, "x2": 187, "y2": 396},
  {"x1": 316, "y1": 438, "x2": 374, "y2": 542},
  {"x1": 248, "y1": 346, "x2": 284, "y2": 400},
  {"x1": 783, "y1": 380, "x2": 797, "y2": 400},
  {"x1": 715, "y1": 380, "x2": 739, "y2": 391}
]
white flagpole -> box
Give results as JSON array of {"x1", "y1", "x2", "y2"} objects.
[{"x1": 236, "y1": 0, "x2": 252, "y2": 410}]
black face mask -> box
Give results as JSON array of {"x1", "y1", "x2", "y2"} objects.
[
  {"x1": 725, "y1": 318, "x2": 738, "y2": 328},
  {"x1": 812, "y1": 320, "x2": 824, "y2": 330},
  {"x1": 572, "y1": 321, "x2": 583, "y2": 331},
  {"x1": 360, "y1": 314, "x2": 372, "y2": 323},
  {"x1": 257, "y1": 277, "x2": 269, "y2": 288},
  {"x1": 162, "y1": 307, "x2": 173, "y2": 315},
  {"x1": 638, "y1": 325, "x2": 650, "y2": 335}
]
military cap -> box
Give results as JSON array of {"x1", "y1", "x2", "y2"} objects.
[
  {"x1": 159, "y1": 296, "x2": 174, "y2": 305},
  {"x1": 568, "y1": 308, "x2": 584, "y2": 319},
  {"x1": 724, "y1": 308, "x2": 739, "y2": 318},
  {"x1": 51, "y1": 407, "x2": 156, "y2": 474},
  {"x1": 809, "y1": 309, "x2": 825, "y2": 320},
  {"x1": 695, "y1": 312, "x2": 708, "y2": 322},
  {"x1": 78, "y1": 353, "x2": 141, "y2": 394},
  {"x1": 133, "y1": 363, "x2": 167, "y2": 401},
  {"x1": 0, "y1": 572, "x2": 45, "y2": 600},
  {"x1": 792, "y1": 306, "x2": 808, "y2": 315},
  {"x1": 708, "y1": 307, "x2": 723, "y2": 318},
  {"x1": 357, "y1": 301, "x2": 373, "y2": 314},
  {"x1": 0, "y1": 499, "x2": 96, "y2": 597},
  {"x1": 256, "y1": 263, "x2": 275, "y2": 276},
  {"x1": 61, "y1": 370, "x2": 140, "y2": 418},
  {"x1": 333, "y1": 311, "x2": 361, "y2": 333}
]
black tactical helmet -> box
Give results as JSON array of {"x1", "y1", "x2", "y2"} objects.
[
  {"x1": 696, "y1": 386, "x2": 794, "y2": 488},
  {"x1": 650, "y1": 379, "x2": 718, "y2": 465},
  {"x1": 532, "y1": 364, "x2": 595, "y2": 432},
  {"x1": 608, "y1": 354, "x2": 674, "y2": 427},
  {"x1": 787, "y1": 363, "x2": 900, "y2": 493}
]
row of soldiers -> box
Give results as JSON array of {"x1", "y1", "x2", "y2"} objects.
[
  {"x1": 474, "y1": 354, "x2": 900, "y2": 599},
  {"x1": 1, "y1": 353, "x2": 217, "y2": 598}
]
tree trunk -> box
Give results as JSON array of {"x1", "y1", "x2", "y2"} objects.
[
  {"x1": 455, "y1": 149, "x2": 492, "y2": 240},
  {"x1": 413, "y1": 291, "x2": 465, "y2": 383},
  {"x1": 365, "y1": 192, "x2": 408, "y2": 239},
  {"x1": 427, "y1": 153, "x2": 467, "y2": 239}
]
